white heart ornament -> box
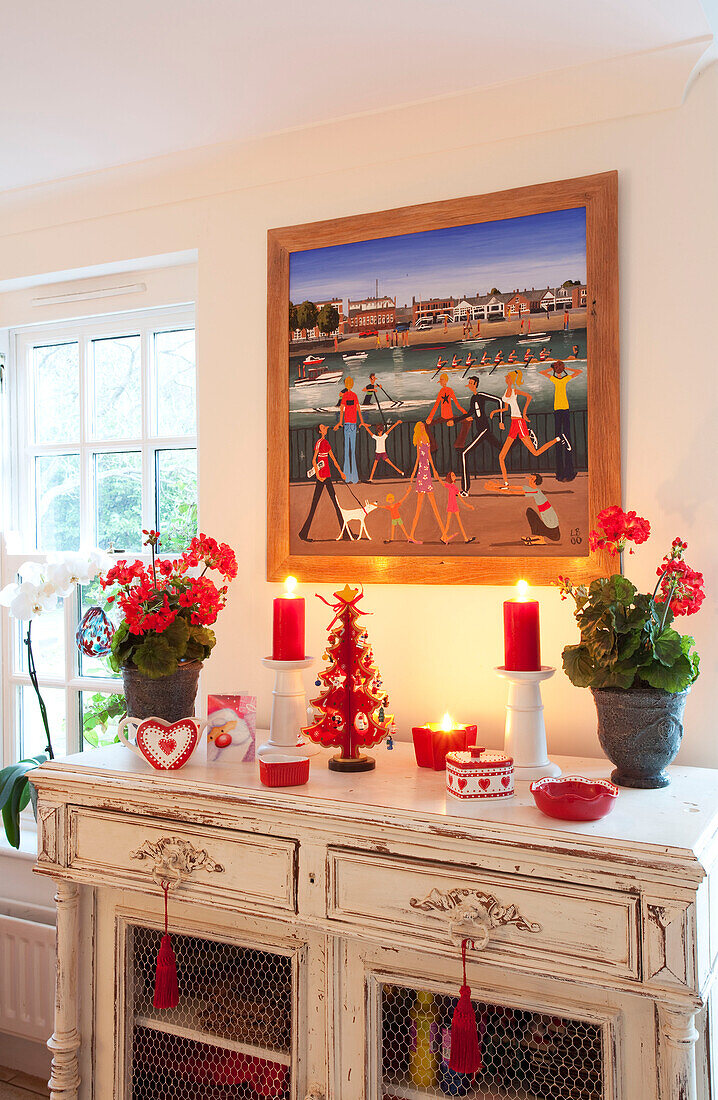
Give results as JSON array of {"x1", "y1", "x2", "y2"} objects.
[{"x1": 136, "y1": 718, "x2": 198, "y2": 770}]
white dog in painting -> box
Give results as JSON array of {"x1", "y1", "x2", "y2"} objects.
[{"x1": 336, "y1": 500, "x2": 377, "y2": 540}]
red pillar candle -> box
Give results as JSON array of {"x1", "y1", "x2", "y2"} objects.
[
  {"x1": 272, "y1": 576, "x2": 305, "y2": 661},
  {"x1": 503, "y1": 579, "x2": 541, "y2": 671}
]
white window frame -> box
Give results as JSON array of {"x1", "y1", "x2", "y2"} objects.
[{"x1": 1, "y1": 304, "x2": 196, "y2": 769}]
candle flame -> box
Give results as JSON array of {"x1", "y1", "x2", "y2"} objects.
[
  {"x1": 284, "y1": 575, "x2": 298, "y2": 595},
  {"x1": 516, "y1": 579, "x2": 529, "y2": 601},
  {"x1": 440, "y1": 712, "x2": 453, "y2": 732}
]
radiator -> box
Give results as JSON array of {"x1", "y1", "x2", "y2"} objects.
[{"x1": 0, "y1": 901, "x2": 55, "y2": 1043}]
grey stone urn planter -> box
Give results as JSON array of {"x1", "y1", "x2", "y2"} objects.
[
  {"x1": 591, "y1": 686, "x2": 690, "y2": 789},
  {"x1": 122, "y1": 660, "x2": 202, "y2": 722}
]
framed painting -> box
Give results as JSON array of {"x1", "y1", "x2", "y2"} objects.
[{"x1": 267, "y1": 171, "x2": 619, "y2": 584}]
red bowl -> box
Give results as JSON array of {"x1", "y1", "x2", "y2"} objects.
[
  {"x1": 259, "y1": 754, "x2": 310, "y2": 787},
  {"x1": 530, "y1": 775, "x2": 618, "y2": 821}
]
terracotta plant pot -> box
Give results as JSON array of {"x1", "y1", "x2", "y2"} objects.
[
  {"x1": 591, "y1": 686, "x2": 690, "y2": 789},
  {"x1": 122, "y1": 661, "x2": 202, "y2": 723}
]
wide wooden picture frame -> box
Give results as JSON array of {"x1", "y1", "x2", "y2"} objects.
[{"x1": 268, "y1": 171, "x2": 619, "y2": 584}]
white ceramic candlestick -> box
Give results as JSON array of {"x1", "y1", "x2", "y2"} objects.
[
  {"x1": 259, "y1": 657, "x2": 320, "y2": 758},
  {"x1": 495, "y1": 666, "x2": 561, "y2": 781}
]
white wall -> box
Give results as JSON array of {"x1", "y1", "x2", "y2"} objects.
[{"x1": 0, "y1": 61, "x2": 716, "y2": 773}]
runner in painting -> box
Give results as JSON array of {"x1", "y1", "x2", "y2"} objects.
[
  {"x1": 298, "y1": 424, "x2": 346, "y2": 542},
  {"x1": 454, "y1": 376, "x2": 503, "y2": 495},
  {"x1": 489, "y1": 369, "x2": 561, "y2": 488}
]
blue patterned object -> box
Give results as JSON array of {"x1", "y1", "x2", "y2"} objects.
[{"x1": 76, "y1": 606, "x2": 115, "y2": 657}]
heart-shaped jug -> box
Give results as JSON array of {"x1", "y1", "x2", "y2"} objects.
[{"x1": 117, "y1": 716, "x2": 207, "y2": 770}]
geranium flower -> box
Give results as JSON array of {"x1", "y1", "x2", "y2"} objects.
[{"x1": 589, "y1": 506, "x2": 651, "y2": 555}]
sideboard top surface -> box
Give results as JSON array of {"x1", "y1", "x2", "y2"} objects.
[{"x1": 30, "y1": 741, "x2": 718, "y2": 868}]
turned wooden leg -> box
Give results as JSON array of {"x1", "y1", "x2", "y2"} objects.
[
  {"x1": 47, "y1": 881, "x2": 81, "y2": 1100},
  {"x1": 658, "y1": 1002, "x2": 699, "y2": 1100}
]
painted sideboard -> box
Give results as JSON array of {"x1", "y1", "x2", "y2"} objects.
[{"x1": 31, "y1": 741, "x2": 718, "y2": 1100}]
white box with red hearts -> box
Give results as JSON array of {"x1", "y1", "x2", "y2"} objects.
[{"x1": 446, "y1": 746, "x2": 515, "y2": 800}]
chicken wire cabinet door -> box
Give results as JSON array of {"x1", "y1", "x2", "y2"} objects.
[
  {"x1": 92, "y1": 889, "x2": 327, "y2": 1100},
  {"x1": 340, "y1": 939, "x2": 658, "y2": 1100}
]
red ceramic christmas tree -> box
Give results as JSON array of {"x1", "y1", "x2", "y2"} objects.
[{"x1": 302, "y1": 584, "x2": 393, "y2": 772}]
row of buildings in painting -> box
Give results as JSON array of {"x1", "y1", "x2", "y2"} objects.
[{"x1": 291, "y1": 283, "x2": 587, "y2": 339}]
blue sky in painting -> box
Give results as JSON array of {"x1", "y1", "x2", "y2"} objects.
[{"x1": 289, "y1": 207, "x2": 586, "y2": 307}]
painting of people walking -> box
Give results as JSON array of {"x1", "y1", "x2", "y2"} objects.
[{"x1": 268, "y1": 173, "x2": 620, "y2": 584}]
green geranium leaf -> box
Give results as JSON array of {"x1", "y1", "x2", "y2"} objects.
[
  {"x1": 160, "y1": 615, "x2": 190, "y2": 659},
  {"x1": 187, "y1": 624, "x2": 216, "y2": 650},
  {"x1": 592, "y1": 663, "x2": 636, "y2": 690},
  {"x1": 562, "y1": 644, "x2": 595, "y2": 688},
  {"x1": 617, "y1": 630, "x2": 642, "y2": 663},
  {"x1": 640, "y1": 654, "x2": 693, "y2": 693},
  {"x1": 132, "y1": 635, "x2": 178, "y2": 679},
  {"x1": 654, "y1": 628, "x2": 683, "y2": 668}
]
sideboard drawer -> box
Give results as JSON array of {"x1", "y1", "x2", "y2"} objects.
[
  {"x1": 327, "y1": 848, "x2": 639, "y2": 981},
  {"x1": 69, "y1": 809, "x2": 297, "y2": 914}
]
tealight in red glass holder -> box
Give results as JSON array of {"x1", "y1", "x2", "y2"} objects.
[{"x1": 412, "y1": 722, "x2": 477, "y2": 770}]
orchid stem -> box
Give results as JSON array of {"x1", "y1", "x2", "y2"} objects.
[{"x1": 25, "y1": 622, "x2": 54, "y2": 761}]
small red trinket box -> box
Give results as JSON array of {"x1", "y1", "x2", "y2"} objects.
[
  {"x1": 446, "y1": 745, "x2": 514, "y2": 800},
  {"x1": 259, "y1": 753, "x2": 310, "y2": 788}
]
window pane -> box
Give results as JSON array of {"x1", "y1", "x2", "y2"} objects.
[
  {"x1": 156, "y1": 448, "x2": 197, "y2": 551},
  {"x1": 17, "y1": 684, "x2": 66, "y2": 759},
  {"x1": 95, "y1": 451, "x2": 142, "y2": 551},
  {"x1": 91, "y1": 334, "x2": 141, "y2": 440},
  {"x1": 80, "y1": 690, "x2": 125, "y2": 749},
  {"x1": 78, "y1": 578, "x2": 121, "y2": 679},
  {"x1": 33, "y1": 342, "x2": 80, "y2": 443},
  {"x1": 36, "y1": 454, "x2": 81, "y2": 551},
  {"x1": 16, "y1": 605, "x2": 65, "y2": 680},
  {"x1": 155, "y1": 329, "x2": 196, "y2": 436}
]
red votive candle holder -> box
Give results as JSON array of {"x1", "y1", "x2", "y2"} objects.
[
  {"x1": 503, "y1": 579, "x2": 541, "y2": 671},
  {"x1": 272, "y1": 576, "x2": 305, "y2": 661},
  {"x1": 412, "y1": 715, "x2": 477, "y2": 770}
]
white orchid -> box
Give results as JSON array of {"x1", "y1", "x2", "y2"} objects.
[
  {"x1": 0, "y1": 580, "x2": 57, "y2": 620},
  {"x1": 0, "y1": 549, "x2": 111, "y2": 620}
]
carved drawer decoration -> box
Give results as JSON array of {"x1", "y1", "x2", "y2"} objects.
[
  {"x1": 68, "y1": 808, "x2": 298, "y2": 914},
  {"x1": 642, "y1": 898, "x2": 693, "y2": 990},
  {"x1": 327, "y1": 849, "x2": 640, "y2": 981}
]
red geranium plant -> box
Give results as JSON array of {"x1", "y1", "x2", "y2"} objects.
[
  {"x1": 100, "y1": 531, "x2": 238, "y2": 679},
  {"x1": 559, "y1": 508, "x2": 704, "y2": 693}
]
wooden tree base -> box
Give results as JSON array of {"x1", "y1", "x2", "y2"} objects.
[{"x1": 328, "y1": 754, "x2": 376, "y2": 772}]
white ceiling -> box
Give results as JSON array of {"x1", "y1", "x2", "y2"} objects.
[{"x1": 2, "y1": 0, "x2": 714, "y2": 194}]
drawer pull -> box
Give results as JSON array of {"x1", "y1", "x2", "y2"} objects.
[
  {"x1": 130, "y1": 836, "x2": 225, "y2": 889},
  {"x1": 410, "y1": 887, "x2": 541, "y2": 949}
]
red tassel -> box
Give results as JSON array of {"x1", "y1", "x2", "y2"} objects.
[
  {"x1": 153, "y1": 883, "x2": 179, "y2": 1010},
  {"x1": 449, "y1": 939, "x2": 482, "y2": 1074}
]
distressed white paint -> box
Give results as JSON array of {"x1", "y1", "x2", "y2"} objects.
[{"x1": 31, "y1": 741, "x2": 718, "y2": 1099}]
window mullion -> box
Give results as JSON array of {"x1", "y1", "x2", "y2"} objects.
[{"x1": 141, "y1": 327, "x2": 153, "y2": 532}]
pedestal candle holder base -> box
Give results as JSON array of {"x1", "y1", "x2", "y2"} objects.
[
  {"x1": 495, "y1": 666, "x2": 561, "y2": 781},
  {"x1": 258, "y1": 657, "x2": 320, "y2": 759}
]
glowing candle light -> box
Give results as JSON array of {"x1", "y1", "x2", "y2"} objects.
[
  {"x1": 272, "y1": 576, "x2": 305, "y2": 661},
  {"x1": 503, "y1": 579, "x2": 541, "y2": 671},
  {"x1": 412, "y1": 713, "x2": 477, "y2": 770}
]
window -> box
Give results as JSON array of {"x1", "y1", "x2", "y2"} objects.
[{"x1": 2, "y1": 306, "x2": 197, "y2": 770}]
